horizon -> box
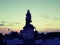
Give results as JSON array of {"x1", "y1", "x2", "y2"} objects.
[{"x1": 0, "y1": 0, "x2": 60, "y2": 34}]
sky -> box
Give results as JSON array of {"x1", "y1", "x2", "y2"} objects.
[{"x1": 0, "y1": 0, "x2": 60, "y2": 34}]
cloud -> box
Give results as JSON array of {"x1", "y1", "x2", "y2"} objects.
[
  {"x1": 6, "y1": 24, "x2": 13, "y2": 26},
  {"x1": 5, "y1": 23, "x2": 20, "y2": 26},
  {"x1": 14, "y1": 22, "x2": 20, "y2": 24},
  {"x1": 0, "y1": 24, "x2": 5, "y2": 26},
  {"x1": 0, "y1": 27, "x2": 9, "y2": 34},
  {"x1": 45, "y1": 28, "x2": 60, "y2": 32},
  {"x1": 40, "y1": 15, "x2": 60, "y2": 20},
  {"x1": 41, "y1": 15, "x2": 49, "y2": 19},
  {"x1": 0, "y1": 22, "x2": 20, "y2": 26},
  {"x1": 54, "y1": 17, "x2": 60, "y2": 20},
  {"x1": 1, "y1": 21, "x2": 6, "y2": 23},
  {"x1": 0, "y1": 23, "x2": 13, "y2": 26}
]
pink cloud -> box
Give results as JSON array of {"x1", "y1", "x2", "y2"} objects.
[
  {"x1": 44, "y1": 28, "x2": 60, "y2": 32},
  {"x1": 0, "y1": 27, "x2": 9, "y2": 34}
]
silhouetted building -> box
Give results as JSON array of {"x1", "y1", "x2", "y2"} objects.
[
  {"x1": 23, "y1": 10, "x2": 35, "y2": 40},
  {"x1": 23, "y1": 10, "x2": 36, "y2": 45}
]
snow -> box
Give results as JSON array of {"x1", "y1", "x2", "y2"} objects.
[
  {"x1": 4, "y1": 38, "x2": 60, "y2": 45},
  {"x1": 35, "y1": 38, "x2": 60, "y2": 45}
]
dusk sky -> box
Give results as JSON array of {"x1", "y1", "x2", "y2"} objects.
[{"x1": 0, "y1": 0, "x2": 60, "y2": 34}]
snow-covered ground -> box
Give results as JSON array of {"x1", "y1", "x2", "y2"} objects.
[
  {"x1": 3, "y1": 38, "x2": 23, "y2": 45},
  {"x1": 4, "y1": 38, "x2": 60, "y2": 45},
  {"x1": 35, "y1": 38, "x2": 60, "y2": 45}
]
